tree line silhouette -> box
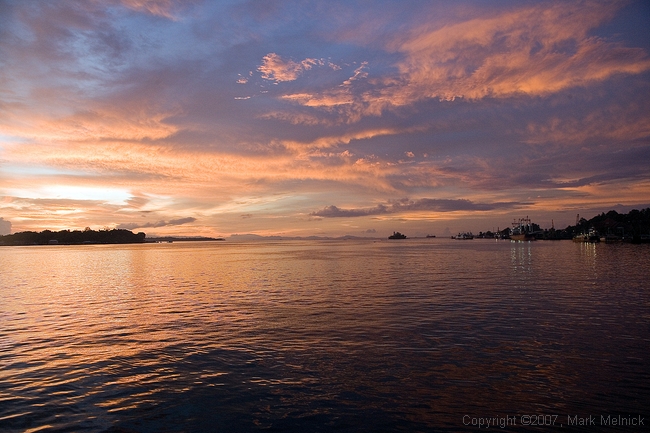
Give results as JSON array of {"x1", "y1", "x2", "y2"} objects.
[
  {"x1": 570, "y1": 208, "x2": 650, "y2": 238},
  {"x1": 476, "y1": 208, "x2": 650, "y2": 241},
  {"x1": 0, "y1": 228, "x2": 146, "y2": 245}
]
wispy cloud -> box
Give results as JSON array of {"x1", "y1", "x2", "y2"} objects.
[
  {"x1": 399, "y1": 3, "x2": 649, "y2": 98},
  {"x1": 523, "y1": 98, "x2": 650, "y2": 145},
  {"x1": 259, "y1": 53, "x2": 327, "y2": 83},
  {"x1": 264, "y1": 2, "x2": 650, "y2": 123},
  {"x1": 0, "y1": 107, "x2": 178, "y2": 143},
  {"x1": 117, "y1": 0, "x2": 189, "y2": 19}
]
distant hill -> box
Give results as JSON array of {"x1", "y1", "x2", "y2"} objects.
[
  {"x1": 227, "y1": 234, "x2": 376, "y2": 241},
  {"x1": 146, "y1": 236, "x2": 224, "y2": 242}
]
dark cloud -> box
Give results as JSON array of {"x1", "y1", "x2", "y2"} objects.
[
  {"x1": 310, "y1": 204, "x2": 388, "y2": 218},
  {"x1": 311, "y1": 198, "x2": 522, "y2": 218},
  {"x1": 117, "y1": 217, "x2": 196, "y2": 230}
]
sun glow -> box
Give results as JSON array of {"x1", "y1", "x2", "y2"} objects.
[{"x1": 7, "y1": 186, "x2": 132, "y2": 205}]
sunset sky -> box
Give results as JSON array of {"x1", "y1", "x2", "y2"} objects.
[{"x1": 1, "y1": 0, "x2": 649, "y2": 238}]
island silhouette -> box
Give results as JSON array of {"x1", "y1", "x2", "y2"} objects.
[
  {"x1": 0, "y1": 228, "x2": 146, "y2": 246},
  {"x1": 0, "y1": 228, "x2": 228, "y2": 246}
]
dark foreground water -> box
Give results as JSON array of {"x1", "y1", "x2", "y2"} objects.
[{"x1": 1, "y1": 239, "x2": 648, "y2": 432}]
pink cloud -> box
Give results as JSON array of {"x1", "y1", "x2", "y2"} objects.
[
  {"x1": 258, "y1": 53, "x2": 326, "y2": 83},
  {"x1": 117, "y1": 0, "x2": 184, "y2": 19},
  {"x1": 267, "y1": 2, "x2": 650, "y2": 123},
  {"x1": 393, "y1": 2, "x2": 650, "y2": 100}
]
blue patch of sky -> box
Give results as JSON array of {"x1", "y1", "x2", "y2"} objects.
[
  {"x1": 0, "y1": 164, "x2": 94, "y2": 177},
  {"x1": 0, "y1": 134, "x2": 25, "y2": 144},
  {"x1": 0, "y1": 13, "x2": 39, "y2": 102},
  {"x1": 588, "y1": 1, "x2": 650, "y2": 49},
  {"x1": 0, "y1": 4, "x2": 35, "y2": 46},
  {"x1": 347, "y1": 122, "x2": 517, "y2": 160},
  {"x1": 62, "y1": 31, "x2": 126, "y2": 96},
  {"x1": 110, "y1": 6, "x2": 248, "y2": 74},
  {"x1": 52, "y1": 6, "x2": 216, "y2": 93}
]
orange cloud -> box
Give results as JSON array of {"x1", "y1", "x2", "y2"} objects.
[
  {"x1": 271, "y1": 2, "x2": 650, "y2": 121},
  {"x1": 0, "y1": 106, "x2": 178, "y2": 143},
  {"x1": 392, "y1": 2, "x2": 650, "y2": 100},
  {"x1": 117, "y1": 0, "x2": 181, "y2": 19},
  {"x1": 2, "y1": 136, "x2": 400, "y2": 195},
  {"x1": 281, "y1": 127, "x2": 406, "y2": 150}
]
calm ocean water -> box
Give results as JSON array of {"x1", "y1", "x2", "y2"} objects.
[{"x1": 1, "y1": 239, "x2": 648, "y2": 432}]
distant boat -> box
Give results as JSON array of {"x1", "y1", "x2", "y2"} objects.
[
  {"x1": 600, "y1": 234, "x2": 621, "y2": 243},
  {"x1": 426, "y1": 234, "x2": 436, "y2": 238},
  {"x1": 454, "y1": 232, "x2": 474, "y2": 240},
  {"x1": 388, "y1": 231, "x2": 407, "y2": 239},
  {"x1": 573, "y1": 227, "x2": 600, "y2": 243},
  {"x1": 510, "y1": 217, "x2": 537, "y2": 241}
]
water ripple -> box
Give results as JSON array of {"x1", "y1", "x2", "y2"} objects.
[{"x1": 1, "y1": 240, "x2": 648, "y2": 432}]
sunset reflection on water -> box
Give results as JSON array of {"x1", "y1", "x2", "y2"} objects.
[{"x1": 1, "y1": 240, "x2": 648, "y2": 432}]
